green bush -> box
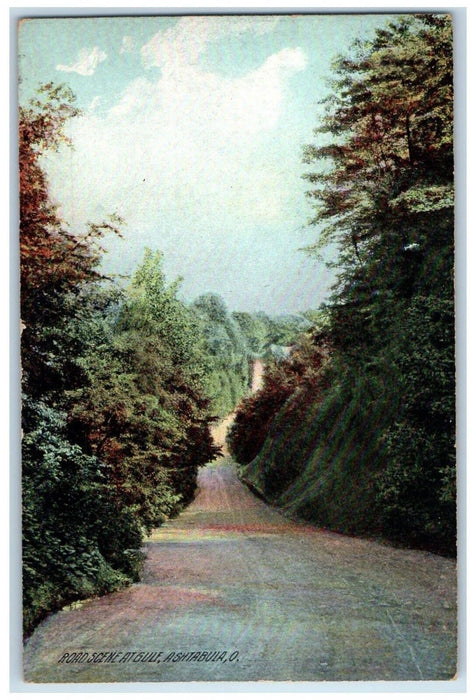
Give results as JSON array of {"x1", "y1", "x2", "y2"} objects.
[
  {"x1": 376, "y1": 294, "x2": 456, "y2": 555},
  {"x1": 22, "y1": 398, "x2": 144, "y2": 636}
]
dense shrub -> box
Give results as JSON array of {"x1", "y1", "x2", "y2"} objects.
[
  {"x1": 22, "y1": 398, "x2": 144, "y2": 635},
  {"x1": 226, "y1": 363, "x2": 295, "y2": 467},
  {"x1": 228, "y1": 336, "x2": 330, "y2": 467}
]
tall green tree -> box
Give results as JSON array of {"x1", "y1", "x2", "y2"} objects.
[
  {"x1": 303, "y1": 15, "x2": 453, "y2": 265},
  {"x1": 302, "y1": 13, "x2": 455, "y2": 553},
  {"x1": 70, "y1": 251, "x2": 220, "y2": 530}
]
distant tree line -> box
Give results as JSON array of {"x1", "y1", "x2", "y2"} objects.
[{"x1": 192, "y1": 293, "x2": 314, "y2": 418}]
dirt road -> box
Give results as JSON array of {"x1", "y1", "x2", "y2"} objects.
[{"x1": 23, "y1": 459, "x2": 457, "y2": 684}]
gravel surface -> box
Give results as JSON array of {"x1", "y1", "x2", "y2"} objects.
[{"x1": 23, "y1": 459, "x2": 457, "y2": 684}]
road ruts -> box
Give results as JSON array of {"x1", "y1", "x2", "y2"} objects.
[{"x1": 23, "y1": 459, "x2": 457, "y2": 684}]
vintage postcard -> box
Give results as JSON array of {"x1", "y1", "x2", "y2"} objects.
[{"x1": 17, "y1": 11, "x2": 459, "y2": 688}]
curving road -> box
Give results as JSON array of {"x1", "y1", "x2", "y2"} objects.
[{"x1": 23, "y1": 458, "x2": 457, "y2": 684}]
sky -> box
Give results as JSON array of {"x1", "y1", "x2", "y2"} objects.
[{"x1": 18, "y1": 13, "x2": 396, "y2": 315}]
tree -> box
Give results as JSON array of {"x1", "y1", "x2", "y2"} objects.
[
  {"x1": 68, "y1": 252, "x2": 220, "y2": 533},
  {"x1": 227, "y1": 336, "x2": 330, "y2": 469},
  {"x1": 237, "y1": 15, "x2": 455, "y2": 556},
  {"x1": 20, "y1": 89, "x2": 221, "y2": 634},
  {"x1": 303, "y1": 15, "x2": 453, "y2": 266},
  {"x1": 192, "y1": 293, "x2": 251, "y2": 416},
  {"x1": 20, "y1": 83, "x2": 122, "y2": 402},
  {"x1": 22, "y1": 397, "x2": 144, "y2": 636},
  {"x1": 301, "y1": 13, "x2": 455, "y2": 553},
  {"x1": 20, "y1": 85, "x2": 143, "y2": 635}
]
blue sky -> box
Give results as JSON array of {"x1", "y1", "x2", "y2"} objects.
[{"x1": 18, "y1": 13, "x2": 396, "y2": 314}]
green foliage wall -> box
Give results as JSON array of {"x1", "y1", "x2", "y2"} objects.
[{"x1": 235, "y1": 15, "x2": 456, "y2": 557}]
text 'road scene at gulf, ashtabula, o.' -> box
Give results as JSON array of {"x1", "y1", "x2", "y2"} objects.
[{"x1": 19, "y1": 13, "x2": 457, "y2": 684}]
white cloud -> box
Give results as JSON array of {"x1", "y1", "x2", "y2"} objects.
[
  {"x1": 109, "y1": 43, "x2": 307, "y2": 136},
  {"x1": 45, "y1": 18, "x2": 308, "y2": 292},
  {"x1": 57, "y1": 46, "x2": 107, "y2": 76},
  {"x1": 88, "y1": 96, "x2": 102, "y2": 112},
  {"x1": 140, "y1": 15, "x2": 279, "y2": 71},
  {"x1": 119, "y1": 35, "x2": 135, "y2": 55}
]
